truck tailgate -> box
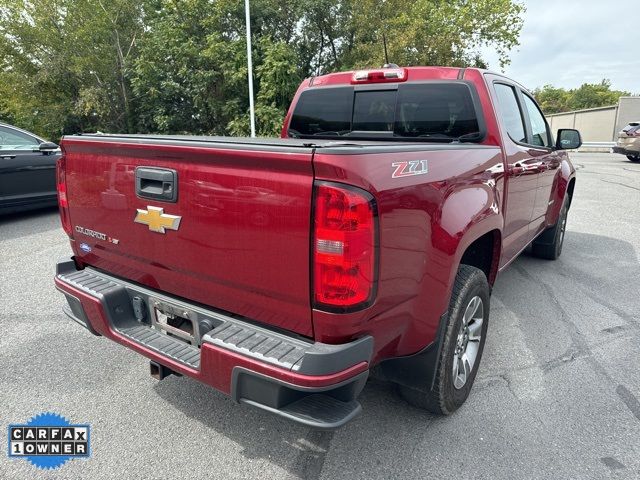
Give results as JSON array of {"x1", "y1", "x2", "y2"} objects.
[{"x1": 61, "y1": 136, "x2": 315, "y2": 337}]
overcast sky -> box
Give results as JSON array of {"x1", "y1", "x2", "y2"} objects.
[{"x1": 481, "y1": 0, "x2": 639, "y2": 93}]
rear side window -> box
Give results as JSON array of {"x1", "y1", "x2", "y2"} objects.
[
  {"x1": 289, "y1": 83, "x2": 482, "y2": 141},
  {"x1": 288, "y1": 87, "x2": 352, "y2": 136},
  {"x1": 494, "y1": 84, "x2": 526, "y2": 143},
  {"x1": 394, "y1": 84, "x2": 480, "y2": 139},
  {"x1": 522, "y1": 94, "x2": 551, "y2": 147}
]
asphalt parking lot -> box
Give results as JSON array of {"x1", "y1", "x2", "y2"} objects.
[{"x1": 1, "y1": 152, "x2": 639, "y2": 479}]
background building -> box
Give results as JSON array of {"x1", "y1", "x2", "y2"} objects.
[{"x1": 546, "y1": 97, "x2": 640, "y2": 144}]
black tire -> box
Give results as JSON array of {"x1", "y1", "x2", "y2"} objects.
[
  {"x1": 399, "y1": 265, "x2": 490, "y2": 415},
  {"x1": 627, "y1": 155, "x2": 640, "y2": 163},
  {"x1": 531, "y1": 198, "x2": 569, "y2": 260}
]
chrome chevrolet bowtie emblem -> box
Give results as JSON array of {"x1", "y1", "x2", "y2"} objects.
[{"x1": 134, "y1": 206, "x2": 181, "y2": 233}]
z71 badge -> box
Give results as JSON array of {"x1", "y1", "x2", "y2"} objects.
[{"x1": 392, "y1": 160, "x2": 428, "y2": 179}]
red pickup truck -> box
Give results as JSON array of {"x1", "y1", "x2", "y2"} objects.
[{"x1": 54, "y1": 66, "x2": 580, "y2": 428}]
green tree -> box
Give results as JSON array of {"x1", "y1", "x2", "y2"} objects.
[
  {"x1": 569, "y1": 80, "x2": 630, "y2": 111},
  {"x1": 341, "y1": 0, "x2": 524, "y2": 69},
  {"x1": 1, "y1": 0, "x2": 527, "y2": 138},
  {"x1": 534, "y1": 80, "x2": 631, "y2": 114},
  {"x1": 533, "y1": 85, "x2": 571, "y2": 114},
  {"x1": 0, "y1": 0, "x2": 143, "y2": 140},
  {"x1": 132, "y1": 0, "x2": 305, "y2": 136}
]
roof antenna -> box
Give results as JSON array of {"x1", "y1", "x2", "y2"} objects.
[
  {"x1": 382, "y1": 33, "x2": 390, "y2": 66},
  {"x1": 382, "y1": 33, "x2": 399, "y2": 69}
]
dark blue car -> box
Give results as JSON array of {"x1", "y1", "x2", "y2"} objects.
[{"x1": 0, "y1": 122, "x2": 60, "y2": 214}]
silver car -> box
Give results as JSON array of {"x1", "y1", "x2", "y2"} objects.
[{"x1": 612, "y1": 122, "x2": 640, "y2": 162}]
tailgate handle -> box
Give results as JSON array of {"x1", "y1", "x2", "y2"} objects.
[{"x1": 135, "y1": 167, "x2": 178, "y2": 202}]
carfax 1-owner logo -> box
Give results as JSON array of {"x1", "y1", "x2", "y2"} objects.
[{"x1": 7, "y1": 412, "x2": 91, "y2": 470}]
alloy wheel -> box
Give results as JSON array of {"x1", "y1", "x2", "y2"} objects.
[{"x1": 452, "y1": 296, "x2": 484, "y2": 389}]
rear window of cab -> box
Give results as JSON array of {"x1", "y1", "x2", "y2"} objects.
[{"x1": 288, "y1": 83, "x2": 484, "y2": 142}]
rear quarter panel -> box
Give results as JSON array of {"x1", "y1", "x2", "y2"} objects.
[{"x1": 312, "y1": 145, "x2": 505, "y2": 361}]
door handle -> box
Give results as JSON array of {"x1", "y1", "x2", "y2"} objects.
[
  {"x1": 508, "y1": 164, "x2": 526, "y2": 176},
  {"x1": 508, "y1": 163, "x2": 545, "y2": 176},
  {"x1": 1, "y1": 155, "x2": 16, "y2": 159},
  {"x1": 135, "y1": 167, "x2": 178, "y2": 202}
]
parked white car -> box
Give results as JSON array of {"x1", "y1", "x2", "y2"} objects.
[{"x1": 612, "y1": 122, "x2": 640, "y2": 162}]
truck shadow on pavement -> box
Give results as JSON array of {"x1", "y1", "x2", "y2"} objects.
[
  {"x1": 0, "y1": 206, "x2": 60, "y2": 242},
  {"x1": 152, "y1": 230, "x2": 639, "y2": 479},
  {"x1": 153, "y1": 373, "x2": 433, "y2": 479}
]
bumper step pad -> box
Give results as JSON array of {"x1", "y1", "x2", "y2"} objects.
[
  {"x1": 118, "y1": 324, "x2": 200, "y2": 369},
  {"x1": 203, "y1": 321, "x2": 309, "y2": 371}
]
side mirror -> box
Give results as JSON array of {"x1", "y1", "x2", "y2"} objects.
[
  {"x1": 556, "y1": 129, "x2": 582, "y2": 150},
  {"x1": 39, "y1": 142, "x2": 59, "y2": 152}
]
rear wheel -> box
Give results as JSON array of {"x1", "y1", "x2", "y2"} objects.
[
  {"x1": 532, "y1": 198, "x2": 569, "y2": 260},
  {"x1": 399, "y1": 265, "x2": 490, "y2": 415},
  {"x1": 627, "y1": 155, "x2": 640, "y2": 162}
]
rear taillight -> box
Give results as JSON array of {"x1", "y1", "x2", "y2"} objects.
[
  {"x1": 313, "y1": 182, "x2": 378, "y2": 311},
  {"x1": 56, "y1": 155, "x2": 72, "y2": 237}
]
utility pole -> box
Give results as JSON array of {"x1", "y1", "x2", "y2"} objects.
[{"x1": 245, "y1": 0, "x2": 256, "y2": 137}]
